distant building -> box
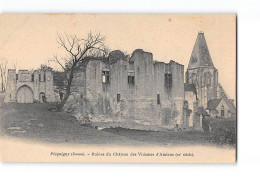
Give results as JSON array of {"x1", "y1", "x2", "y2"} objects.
[
  {"x1": 185, "y1": 32, "x2": 236, "y2": 121},
  {"x1": 185, "y1": 32, "x2": 219, "y2": 108},
  {"x1": 206, "y1": 97, "x2": 236, "y2": 118},
  {"x1": 181, "y1": 32, "x2": 236, "y2": 131},
  {"x1": 4, "y1": 69, "x2": 55, "y2": 103}
]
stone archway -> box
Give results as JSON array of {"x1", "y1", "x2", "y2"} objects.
[
  {"x1": 39, "y1": 92, "x2": 46, "y2": 103},
  {"x1": 16, "y1": 85, "x2": 34, "y2": 103}
]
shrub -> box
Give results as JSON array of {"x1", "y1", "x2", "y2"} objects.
[{"x1": 210, "y1": 120, "x2": 236, "y2": 146}]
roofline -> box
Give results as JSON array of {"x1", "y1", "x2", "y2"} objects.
[{"x1": 186, "y1": 66, "x2": 216, "y2": 70}]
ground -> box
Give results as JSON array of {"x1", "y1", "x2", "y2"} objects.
[{"x1": 0, "y1": 93, "x2": 215, "y2": 147}]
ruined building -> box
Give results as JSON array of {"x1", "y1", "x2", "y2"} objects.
[
  {"x1": 81, "y1": 49, "x2": 184, "y2": 128},
  {"x1": 4, "y1": 69, "x2": 55, "y2": 103},
  {"x1": 185, "y1": 32, "x2": 236, "y2": 121}
]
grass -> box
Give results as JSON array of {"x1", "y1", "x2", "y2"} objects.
[
  {"x1": 210, "y1": 119, "x2": 236, "y2": 146},
  {"x1": 0, "y1": 100, "x2": 143, "y2": 146},
  {"x1": 0, "y1": 93, "x2": 223, "y2": 147}
]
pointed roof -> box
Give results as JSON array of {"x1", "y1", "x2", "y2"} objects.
[
  {"x1": 206, "y1": 97, "x2": 236, "y2": 113},
  {"x1": 206, "y1": 98, "x2": 222, "y2": 110},
  {"x1": 222, "y1": 97, "x2": 236, "y2": 113},
  {"x1": 188, "y1": 32, "x2": 215, "y2": 69},
  {"x1": 198, "y1": 107, "x2": 210, "y2": 116},
  {"x1": 217, "y1": 83, "x2": 228, "y2": 98},
  {"x1": 184, "y1": 83, "x2": 197, "y2": 96}
]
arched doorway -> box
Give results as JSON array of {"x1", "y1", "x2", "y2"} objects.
[
  {"x1": 39, "y1": 92, "x2": 46, "y2": 103},
  {"x1": 221, "y1": 105, "x2": 225, "y2": 117},
  {"x1": 17, "y1": 85, "x2": 34, "y2": 103}
]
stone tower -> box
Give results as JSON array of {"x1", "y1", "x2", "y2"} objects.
[
  {"x1": 4, "y1": 69, "x2": 17, "y2": 102},
  {"x1": 185, "y1": 32, "x2": 218, "y2": 108},
  {"x1": 44, "y1": 70, "x2": 55, "y2": 102}
]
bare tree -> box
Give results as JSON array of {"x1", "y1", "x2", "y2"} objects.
[
  {"x1": 53, "y1": 32, "x2": 107, "y2": 111},
  {"x1": 0, "y1": 59, "x2": 8, "y2": 92}
]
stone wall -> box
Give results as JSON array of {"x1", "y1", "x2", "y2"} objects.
[
  {"x1": 63, "y1": 66, "x2": 86, "y2": 117},
  {"x1": 83, "y1": 49, "x2": 184, "y2": 129},
  {"x1": 4, "y1": 69, "x2": 17, "y2": 102},
  {"x1": 214, "y1": 98, "x2": 235, "y2": 118},
  {"x1": 184, "y1": 90, "x2": 197, "y2": 128},
  {"x1": 186, "y1": 67, "x2": 218, "y2": 108},
  {"x1": 4, "y1": 69, "x2": 55, "y2": 103}
]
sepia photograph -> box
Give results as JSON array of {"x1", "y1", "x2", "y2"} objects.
[{"x1": 0, "y1": 14, "x2": 236, "y2": 163}]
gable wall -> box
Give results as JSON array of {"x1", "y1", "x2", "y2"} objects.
[{"x1": 215, "y1": 99, "x2": 233, "y2": 118}]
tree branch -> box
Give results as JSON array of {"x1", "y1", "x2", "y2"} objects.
[{"x1": 53, "y1": 55, "x2": 66, "y2": 71}]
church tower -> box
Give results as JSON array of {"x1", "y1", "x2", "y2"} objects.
[{"x1": 185, "y1": 32, "x2": 218, "y2": 108}]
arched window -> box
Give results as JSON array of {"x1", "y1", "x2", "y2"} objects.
[
  {"x1": 157, "y1": 94, "x2": 160, "y2": 105},
  {"x1": 192, "y1": 73, "x2": 198, "y2": 86},
  {"x1": 102, "y1": 68, "x2": 110, "y2": 84},
  {"x1": 31, "y1": 73, "x2": 34, "y2": 82},
  {"x1": 205, "y1": 72, "x2": 212, "y2": 86},
  {"x1": 44, "y1": 72, "x2": 46, "y2": 82},
  {"x1": 128, "y1": 70, "x2": 135, "y2": 85},
  {"x1": 188, "y1": 73, "x2": 193, "y2": 83},
  {"x1": 221, "y1": 105, "x2": 225, "y2": 117},
  {"x1": 201, "y1": 75, "x2": 205, "y2": 87},
  {"x1": 165, "y1": 71, "x2": 172, "y2": 89},
  {"x1": 117, "y1": 94, "x2": 120, "y2": 103}
]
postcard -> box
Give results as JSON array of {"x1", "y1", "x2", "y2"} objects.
[{"x1": 0, "y1": 14, "x2": 236, "y2": 163}]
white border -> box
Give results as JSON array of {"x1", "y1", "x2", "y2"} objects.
[{"x1": 1, "y1": 0, "x2": 260, "y2": 179}]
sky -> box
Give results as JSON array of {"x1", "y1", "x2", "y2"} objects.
[{"x1": 0, "y1": 14, "x2": 236, "y2": 100}]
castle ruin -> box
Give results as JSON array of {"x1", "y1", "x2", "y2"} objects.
[
  {"x1": 4, "y1": 69, "x2": 55, "y2": 103},
  {"x1": 4, "y1": 32, "x2": 236, "y2": 130}
]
